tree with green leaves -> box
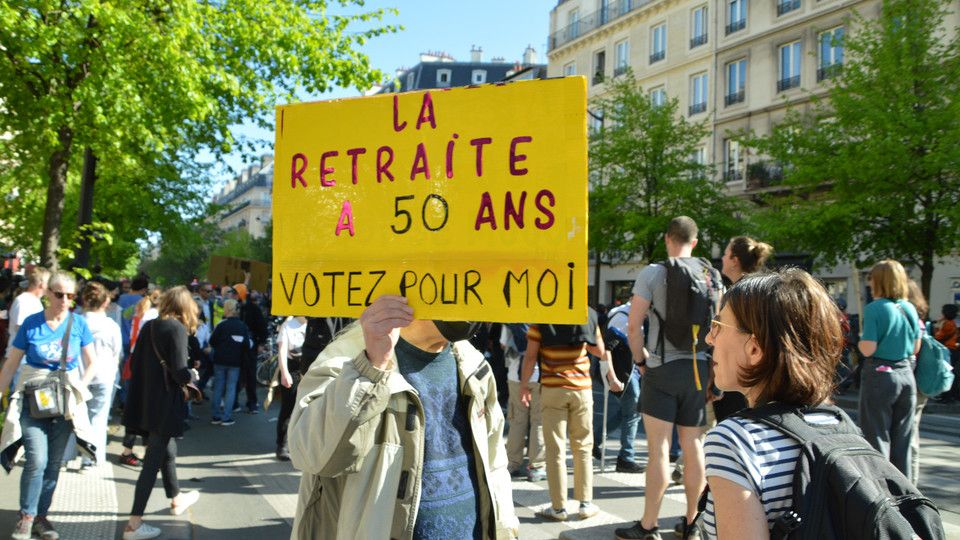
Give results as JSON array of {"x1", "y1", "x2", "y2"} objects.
[
  {"x1": 589, "y1": 72, "x2": 740, "y2": 277},
  {"x1": 740, "y1": 0, "x2": 960, "y2": 298},
  {"x1": 0, "y1": 0, "x2": 398, "y2": 269}
]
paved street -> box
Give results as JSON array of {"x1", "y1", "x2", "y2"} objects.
[{"x1": 2, "y1": 390, "x2": 960, "y2": 539}]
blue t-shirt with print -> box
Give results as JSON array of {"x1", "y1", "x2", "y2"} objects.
[
  {"x1": 12, "y1": 312, "x2": 94, "y2": 371},
  {"x1": 862, "y1": 298, "x2": 920, "y2": 361}
]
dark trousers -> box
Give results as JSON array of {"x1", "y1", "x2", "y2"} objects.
[
  {"x1": 198, "y1": 350, "x2": 214, "y2": 394},
  {"x1": 131, "y1": 432, "x2": 179, "y2": 516},
  {"x1": 235, "y1": 352, "x2": 258, "y2": 410},
  {"x1": 276, "y1": 371, "x2": 302, "y2": 447}
]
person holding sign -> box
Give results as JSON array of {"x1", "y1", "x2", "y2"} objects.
[{"x1": 288, "y1": 295, "x2": 518, "y2": 539}]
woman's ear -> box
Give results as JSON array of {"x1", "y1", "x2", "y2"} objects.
[{"x1": 744, "y1": 334, "x2": 764, "y2": 367}]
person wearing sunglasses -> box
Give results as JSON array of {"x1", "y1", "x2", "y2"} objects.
[{"x1": 1, "y1": 271, "x2": 99, "y2": 540}]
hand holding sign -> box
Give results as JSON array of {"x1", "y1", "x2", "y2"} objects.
[{"x1": 360, "y1": 295, "x2": 414, "y2": 370}]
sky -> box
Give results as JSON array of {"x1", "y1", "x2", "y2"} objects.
[{"x1": 207, "y1": 1, "x2": 556, "y2": 189}]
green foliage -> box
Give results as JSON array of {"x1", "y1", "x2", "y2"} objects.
[
  {"x1": 589, "y1": 72, "x2": 742, "y2": 264},
  {"x1": 740, "y1": 0, "x2": 960, "y2": 297},
  {"x1": 0, "y1": 0, "x2": 398, "y2": 269}
]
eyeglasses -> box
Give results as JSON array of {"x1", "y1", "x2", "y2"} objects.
[
  {"x1": 52, "y1": 291, "x2": 76, "y2": 300},
  {"x1": 709, "y1": 316, "x2": 741, "y2": 338}
]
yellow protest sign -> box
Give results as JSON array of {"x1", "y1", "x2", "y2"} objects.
[{"x1": 272, "y1": 77, "x2": 588, "y2": 323}]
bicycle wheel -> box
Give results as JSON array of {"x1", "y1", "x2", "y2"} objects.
[{"x1": 257, "y1": 355, "x2": 278, "y2": 387}]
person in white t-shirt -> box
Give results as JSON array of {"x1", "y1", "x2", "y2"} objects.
[
  {"x1": 276, "y1": 316, "x2": 307, "y2": 461},
  {"x1": 501, "y1": 323, "x2": 546, "y2": 481},
  {"x1": 6, "y1": 268, "x2": 50, "y2": 360},
  {"x1": 81, "y1": 281, "x2": 123, "y2": 467}
]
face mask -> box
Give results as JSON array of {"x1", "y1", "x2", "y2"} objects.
[{"x1": 433, "y1": 321, "x2": 483, "y2": 342}]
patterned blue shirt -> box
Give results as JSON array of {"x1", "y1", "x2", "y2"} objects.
[{"x1": 395, "y1": 338, "x2": 481, "y2": 540}]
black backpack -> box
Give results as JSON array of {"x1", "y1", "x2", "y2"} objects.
[
  {"x1": 730, "y1": 404, "x2": 945, "y2": 540},
  {"x1": 651, "y1": 257, "x2": 722, "y2": 355}
]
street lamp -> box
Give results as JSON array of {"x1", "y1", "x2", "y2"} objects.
[{"x1": 586, "y1": 108, "x2": 604, "y2": 309}]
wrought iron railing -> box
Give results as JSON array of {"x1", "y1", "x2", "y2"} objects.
[
  {"x1": 777, "y1": 75, "x2": 800, "y2": 92},
  {"x1": 689, "y1": 102, "x2": 707, "y2": 115},
  {"x1": 725, "y1": 89, "x2": 745, "y2": 106},
  {"x1": 690, "y1": 33, "x2": 708, "y2": 48},
  {"x1": 726, "y1": 18, "x2": 746, "y2": 35},
  {"x1": 817, "y1": 63, "x2": 842, "y2": 82},
  {"x1": 649, "y1": 50, "x2": 665, "y2": 63},
  {"x1": 777, "y1": 0, "x2": 801, "y2": 16},
  {"x1": 549, "y1": 0, "x2": 651, "y2": 50}
]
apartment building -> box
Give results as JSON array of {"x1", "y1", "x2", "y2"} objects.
[
  {"x1": 547, "y1": 0, "x2": 960, "y2": 309},
  {"x1": 213, "y1": 155, "x2": 273, "y2": 238}
]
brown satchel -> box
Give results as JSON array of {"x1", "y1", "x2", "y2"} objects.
[{"x1": 148, "y1": 322, "x2": 203, "y2": 404}]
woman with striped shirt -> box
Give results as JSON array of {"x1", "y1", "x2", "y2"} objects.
[{"x1": 701, "y1": 269, "x2": 843, "y2": 538}]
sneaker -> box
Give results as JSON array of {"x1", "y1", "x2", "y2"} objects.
[
  {"x1": 122, "y1": 522, "x2": 162, "y2": 540},
  {"x1": 527, "y1": 467, "x2": 547, "y2": 482},
  {"x1": 118, "y1": 453, "x2": 143, "y2": 468},
  {"x1": 220, "y1": 418, "x2": 236, "y2": 426},
  {"x1": 616, "y1": 458, "x2": 646, "y2": 473},
  {"x1": 11, "y1": 512, "x2": 33, "y2": 540},
  {"x1": 32, "y1": 516, "x2": 59, "y2": 540},
  {"x1": 673, "y1": 518, "x2": 701, "y2": 539},
  {"x1": 536, "y1": 506, "x2": 568, "y2": 521},
  {"x1": 615, "y1": 521, "x2": 662, "y2": 540},
  {"x1": 276, "y1": 446, "x2": 291, "y2": 461},
  {"x1": 246, "y1": 406, "x2": 260, "y2": 415},
  {"x1": 592, "y1": 447, "x2": 603, "y2": 461},
  {"x1": 578, "y1": 502, "x2": 599, "y2": 520},
  {"x1": 210, "y1": 417, "x2": 222, "y2": 425},
  {"x1": 171, "y1": 490, "x2": 200, "y2": 516},
  {"x1": 232, "y1": 405, "x2": 242, "y2": 413},
  {"x1": 671, "y1": 462, "x2": 684, "y2": 484},
  {"x1": 508, "y1": 466, "x2": 526, "y2": 478}
]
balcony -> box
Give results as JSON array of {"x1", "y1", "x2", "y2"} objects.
[
  {"x1": 817, "y1": 63, "x2": 842, "y2": 82},
  {"x1": 725, "y1": 89, "x2": 745, "y2": 106},
  {"x1": 777, "y1": 0, "x2": 801, "y2": 16},
  {"x1": 649, "y1": 50, "x2": 665, "y2": 64},
  {"x1": 613, "y1": 64, "x2": 629, "y2": 77},
  {"x1": 690, "y1": 33, "x2": 708, "y2": 49},
  {"x1": 688, "y1": 102, "x2": 707, "y2": 116},
  {"x1": 746, "y1": 161, "x2": 785, "y2": 189},
  {"x1": 726, "y1": 18, "x2": 746, "y2": 35},
  {"x1": 723, "y1": 169, "x2": 744, "y2": 183},
  {"x1": 777, "y1": 75, "x2": 800, "y2": 92},
  {"x1": 549, "y1": 0, "x2": 652, "y2": 50}
]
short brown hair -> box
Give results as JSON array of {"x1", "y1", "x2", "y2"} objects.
[
  {"x1": 722, "y1": 269, "x2": 842, "y2": 407},
  {"x1": 82, "y1": 281, "x2": 110, "y2": 311},
  {"x1": 665, "y1": 216, "x2": 698, "y2": 244},
  {"x1": 728, "y1": 236, "x2": 773, "y2": 274},
  {"x1": 869, "y1": 259, "x2": 909, "y2": 300},
  {"x1": 906, "y1": 280, "x2": 928, "y2": 320},
  {"x1": 158, "y1": 286, "x2": 199, "y2": 333},
  {"x1": 28, "y1": 267, "x2": 51, "y2": 289}
]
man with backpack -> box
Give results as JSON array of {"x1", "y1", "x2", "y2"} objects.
[{"x1": 616, "y1": 216, "x2": 723, "y2": 540}]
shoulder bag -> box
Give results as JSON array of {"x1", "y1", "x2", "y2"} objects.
[
  {"x1": 24, "y1": 315, "x2": 74, "y2": 419},
  {"x1": 149, "y1": 322, "x2": 203, "y2": 404}
]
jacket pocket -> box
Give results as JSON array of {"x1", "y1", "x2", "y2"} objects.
[{"x1": 340, "y1": 442, "x2": 404, "y2": 539}]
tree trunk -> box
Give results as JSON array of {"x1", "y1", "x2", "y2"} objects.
[
  {"x1": 74, "y1": 147, "x2": 97, "y2": 270},
  {"x1": 40, "y1": 126, "x2": 74, "y2": 269},
  {"x1": 593, "y1": 249, "x2": 602, "y2": 306},
  {"x1": 920, "y1": 249, "x2": 934, "y2": 310}
]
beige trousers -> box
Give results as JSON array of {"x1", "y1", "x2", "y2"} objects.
[
  {"x1": 541, "y1": 386, "x2": 593, "y2": 509},
  {"x1": 507, "y1": 380, "x2": 545, "y2": 470}
]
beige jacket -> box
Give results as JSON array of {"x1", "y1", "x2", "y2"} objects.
[
  {"x1": 289, "y1": 325, "x2": 519, "y2": 540},
  {"x1": 1, "y1": 365, "x2": 96, "y2": 471}
]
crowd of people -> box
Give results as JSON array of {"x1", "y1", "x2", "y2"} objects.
[{"x1": 0, "y1": 214, "x2": 956, "y2": 539}]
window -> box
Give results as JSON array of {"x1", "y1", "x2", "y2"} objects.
[
  {"x1": 724, "y1": 139, "x2": 743, "y2": 181},
  {"x1": 649, "y1": 86, "x2": 667, "y2": 107},
  {"x1": 472, "y1": 70, "x2": 487, "y2": 84},
  {"x1": 689, "y1": 72, "x2": 708, "y2": 115},
  {"x1": 599, "y1": 0, "x2": 610, "y2": 24},
  {"x1": 727, "y1": 0, "x2": 747, "y2": 34},
  {"x1": 650, "y1": 23, "x2": 666, "y2": 63},
  {"x1": 564, "y1": 62, "x2": 577, "y2": 76},
  {"x1": 725, "y1": 59, "x2": 747, "y2": 105},
  {"x1": 405, "y1": 72, "x2": 414, "y2": 90},
  {"x1": 588, "y1": 112, "x2": 604, "y2": 133},
  {"x1": 818, "y1": 27, "x2": 844, "y2": 81},
  {"x1": 777, "y1": 0, "x2": 800, "y2": 16},
  {"x1": 778, "y1": 41, "x2": 801, "y2": 92},
  {"x1": 593, "y1": 49, "x2": 606, "y2": 85},
  {"x1": 692, "y1": 146, "x2": 707, "y2": 165},
  {"x1": 437, "y1": 69, "x2": 452, "y2": 87},
  {"x1": 618, "y1": 0, "x2": 633, "y2": 16},
  {"x1": 614, "y1": 40, "x2": 630, "y2": 76},
  {"x1": 691, "y1": 6, "x2": 708, "y2": 48},
  {"x1": 568, "y1": 8, "x2": 580, "y2": 39}
]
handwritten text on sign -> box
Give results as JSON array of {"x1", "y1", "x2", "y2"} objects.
[{"x1": 272, "y1": 77, "x2": 588, "y2": 323}]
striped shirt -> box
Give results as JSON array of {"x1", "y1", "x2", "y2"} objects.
[
  {"x1": 703, "y1": 413, "x2": 838, "y2": 538},
  {"x1": 527, "y1": 324, "x2": 591, "y2": 390}
]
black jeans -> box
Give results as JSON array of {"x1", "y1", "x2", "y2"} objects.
[
  {"x1": 236, "y1": 351, "x2": 258, "y2": 410},
  {"x1": 276, "y1": 362, "x2": 302, "y2": 447},
  {"x1": 131, "y1": 432, "x2": 179, "y2": 516}
]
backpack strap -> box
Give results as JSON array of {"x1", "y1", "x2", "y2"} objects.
[{"x1": 737, "y1": 402, "x2": 859, "y2": 443}]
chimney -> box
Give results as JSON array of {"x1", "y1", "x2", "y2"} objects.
[
  {"x1": 471, "y1": 45, "x2": 483, "y2": 63},
  {"x1": 523, "y1": 45, "x2": 537, "y2": 65}
]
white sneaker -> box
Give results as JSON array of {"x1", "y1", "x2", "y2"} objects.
[
  {"x1": 536, "y1": 505, "x2": 568, "y2": 521},
  {"x1": 171, "y1": 490, "x2": 200, "y2": 515},
  {"x1": 122, "y1": 523, "x2": 161, "y2": 540},
  {"x1": 578, "y1": 501, "x2": 600, "y2": 519}
]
